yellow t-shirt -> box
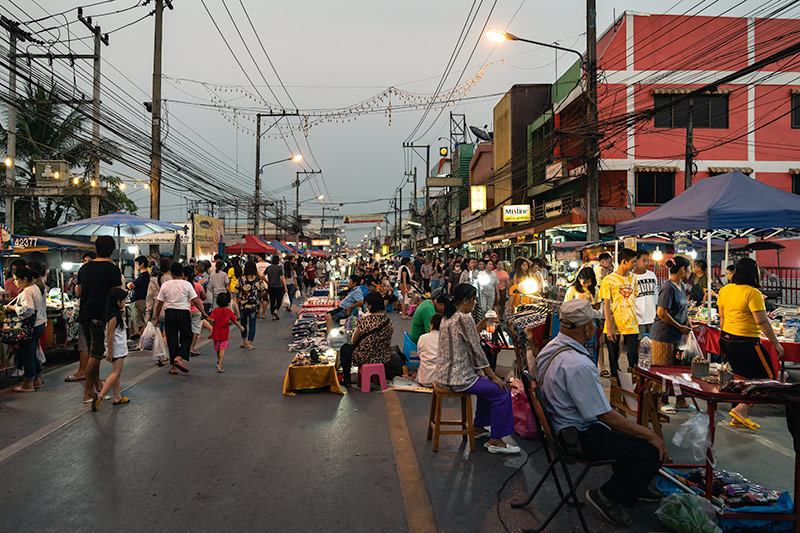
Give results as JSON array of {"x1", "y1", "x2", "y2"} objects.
[
  {"x1": 564, "y1": 285, "x2": 600, "y2": 305},
  {"x1": 600, "y1": 272, "x2": 639, "y2": 335},
  {"x1": 717, "y1": 283, "x2": 765, "y2": 338},
  {"x1": 228, "y1": 267, "x2": 239, "y2": 294}
]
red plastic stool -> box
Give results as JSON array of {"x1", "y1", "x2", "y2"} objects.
[{"x1": 357, "y1": 363, "x2": 387, "y2": 392}]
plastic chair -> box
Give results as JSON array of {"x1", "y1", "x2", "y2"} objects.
[
  {"x1": 403, "y1": 332, "x2": 420, "y2": 371},
  {"x1": 357, "y1": 363, "x2": 387, "y2": 392},
  {"x1": 514, "y1": 370, "x2": 617, "y2": 533}
]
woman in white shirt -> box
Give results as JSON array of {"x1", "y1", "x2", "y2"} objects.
[
  {"x1": 6, "y1": 266, "x2": 47, "y2": 392},
  {"x1": 153, "y1": 262, "x2": 208, "y2": 374},
  {"x1": 416, "y1": 313, "x2": 442, "y2": 387}
]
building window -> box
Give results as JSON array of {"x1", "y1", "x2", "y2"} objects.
[
  {"x1": 792, "y1": 94, "x2": 800, "y2": 129},
  {"x1": 654, "y1": 94, "x2": 729, "y2": 129},
  {"x1": 636, "y1": 171, "x2": 675, "y2": 205},
  {"x1": 793, "y1": 175, "x2": 800, "y2": 195}
]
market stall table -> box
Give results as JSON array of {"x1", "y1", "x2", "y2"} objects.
[
  {"x1": 635, "y1": 365, "x2": 800, "y2": 531},
  {"x1": 693, "y1": 322, "x2": 798, "y2": 376}
]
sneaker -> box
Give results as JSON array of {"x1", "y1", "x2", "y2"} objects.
[
  {"x1": 586, "y1": 489, "x2": 632, "y2": 526},
  {"x1": 638, "y1": 486, "x2": 663, "y2": 503}
]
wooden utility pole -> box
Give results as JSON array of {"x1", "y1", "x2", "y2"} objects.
[
  {"x1": 585, "y1": 0, "x2": 600, "y2": 241},
  {"x1": 294, "y1": 170, "x2": 321, "y2": 241},
  {"x1": 2, "y1": 17, "x2": 24, "y2": 232},
  {"x1": 254, "y1": 111, "x2": 299, "y2": 237},
  {"x1": 150, "y1": 0, "x2": 172, "y2": 226},
  {"x1": 78, "y1": 9, "x2": 109, "y2": 218},
  {"x1": 684, "y1": 98, "x2": 695, "y2": 190}
]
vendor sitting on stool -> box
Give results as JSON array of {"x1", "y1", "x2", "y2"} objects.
[
  {"x1": 536, "y1": 298, "x2": 668, "y2": 527},
  {"x1": 339, "y1": 292, "x2": 393, "y2": 388},
  {"x1": 325, "y1": 274, "x2": 365, "y2": 331}
]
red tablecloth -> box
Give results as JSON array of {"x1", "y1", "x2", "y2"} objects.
[{"x1": 692, "y1": 323, "x2": 800, "y2": 375}]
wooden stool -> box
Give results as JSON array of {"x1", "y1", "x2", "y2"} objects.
[{"x1": 426, "y1": 386, "x2": 475, "y2": 452}]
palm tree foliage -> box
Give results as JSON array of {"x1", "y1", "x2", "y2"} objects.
[{"x1": 1, "y1": 84, "x2": 137, "y2": 235}]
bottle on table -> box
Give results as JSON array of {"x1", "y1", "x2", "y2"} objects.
[{"x1": 638, "y1": 335, "x2": 652, "y2": 370}]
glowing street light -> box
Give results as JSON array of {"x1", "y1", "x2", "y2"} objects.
[
  {"x1": 291, "y1": 154, "x2": 303, "y2": 163},
  {"x1": 486, "y1": 29, "x2": 513, "y2": 42},
  {"x1": 3, "y1": 156, "x2": 12, "y2": 167},
  {"x1": 652, "y1": 247, "x2": 664, "y2": 262}
]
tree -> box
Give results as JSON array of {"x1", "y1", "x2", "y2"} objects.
[{"x1": 1, "y1": 84, "x2": 137, "y2": 235}]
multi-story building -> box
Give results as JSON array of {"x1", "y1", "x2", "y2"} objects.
[{"x1": 527, "y1": 11, "x2": 800, "y2": 262}]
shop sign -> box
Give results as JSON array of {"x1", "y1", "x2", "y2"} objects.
[
  {"x1": 674, "y1": 234, "x2": 692, "y2": 257},
  {"x1": 432, "y1": 236, "x2": 439, "y2": 245},
  {"x1": 12, "y1": 236, "x2": 39, "y2": 249},
  {"x1": 311, "y1": 239, "x2": 331, "y2": 246},
  {"x1": 193, "y1": 214, "x2": 224, "y2": 259},
  {"x1": 503, "y1": 205, "x2": 531, "y2": 222},
  {"x1": 470, "y1": 185, "x2": 487, "y2": 212},
  {"x1": 623, "y1": 237, "x2": 637, "y2": 250},
  {"x1": 462, "y1": 219, "x2": 483, "y2": 241},
  {"x1": 544, "y1": 199, "x2": 563, "y2": 219},
  {"x1": 482, "y1": 208, "x2": 503, "y2": 231},
  {"x1": 381, "y1": 245, "x2": 389, "y2": 255},
  {"x1": 343, "y1": 214, "x2": 385, "y2": 224}
]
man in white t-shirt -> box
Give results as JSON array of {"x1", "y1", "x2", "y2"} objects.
[
  {"x1": 633, "y1": 250, "x2": 658, "y2": 338},
  {"x1": 255, "y1": 254, "x2": 270, "y2": 278}
]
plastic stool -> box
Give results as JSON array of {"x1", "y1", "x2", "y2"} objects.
[{"x1": 357, "y1": 363, "x2": 387, "y2": 392}]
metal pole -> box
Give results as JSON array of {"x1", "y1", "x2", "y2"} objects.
[
  {"x1": 5, "y1": 25, "x2": 18, "y2": 233},
  {"x1": 399, "y1": 182, "x2": 403, "y2": 251},
  {"x1": 585, "y1": 0, "x2": 599, "y2": 241},
  {"x1": 254, "y1": 114, "x2": 261, "y2": 237},
  {"x1": 425, "y1": 144, "x2": 430, "y2": 246},
  {"x1": 412, "y1": 167, "x2": 417, "y2": 253},
  {"x1": 149, "y1": 0, "x2": 164, "y2": 254},
  {"x1": 295, "y1": 171, "x2": 300, "y2": 239},
  {"x1": 684, "y1": 98, "x2": 694, "y2": 191},
  {"x1": 707, "y1": 232, "x2": 712, "y2": 325}
]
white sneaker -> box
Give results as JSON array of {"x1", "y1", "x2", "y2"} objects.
[{"x1": 485, "y1": 443, "x2": 521, "y2": 455}]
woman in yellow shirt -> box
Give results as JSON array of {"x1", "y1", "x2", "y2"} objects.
[
  {"x1": 228, "y1": 257, "x2": 242, "y2": 297},
  {"x1": 506, "y1": 257, "x2": 533, "y2": 315},
  {"x1": 717, "y1": 257, "x2": 783, "y2": 431}
]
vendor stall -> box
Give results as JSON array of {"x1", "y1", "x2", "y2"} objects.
[
  {"x1": 3, "y1": 235, "x2": 93, "y2": 348},
  {"x1": 224, "y1": 235, "x2": 277, "y2": 255},
  {"x1": 283, "y1": 296, "x2": 346, "y2": 396}
]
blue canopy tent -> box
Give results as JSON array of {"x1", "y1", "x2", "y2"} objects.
[
  {"x1": 395, "y1": 250, "x2": 412, "y2": 258},
  {"x1": 616, "y1": 171, "x2": 800, "y2": 334},
  {"x1": 269, "y1": 240, "x2": 293, "y2": 254}
]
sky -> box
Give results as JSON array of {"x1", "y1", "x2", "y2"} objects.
[{"x1": 4, "y1": 0, "x2": 771, "y2": 246}]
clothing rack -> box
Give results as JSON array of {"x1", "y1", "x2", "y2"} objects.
[{"x1": 506, "y1": 296, "x2": 561, "y2": 376}]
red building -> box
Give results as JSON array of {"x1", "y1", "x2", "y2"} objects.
[{"x1": 532, "y1": 11, "x2": 800, "y2": 264}]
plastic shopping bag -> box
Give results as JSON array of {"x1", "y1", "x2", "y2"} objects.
[
  {"x1": 282, "y1": 293, "x2": 291, "y2": 310},
  {"x1": 656, "y1": 493, "x2": 721, "y2": 533},
  {"x1": 294, "y1": 289, "x2": 301, "y2": 300},
  {"x1": 510, "y1": 379, "x2": 540, "y2": 440},
  {"x1": 36, "y1": 343, "x2": 46, "y2": 364},
  {"x1": 679, "y1": 331, "x2": 704, "y2": 360},
  {"x1": 672, "y1": 411, "x2": 721, "y2": 464},
  {"x1": 152, "y1": 329, "x2": 168, "y2": 362},
  {"x1": 139, "y1": 321, "x2": 157, "y2": 351}
]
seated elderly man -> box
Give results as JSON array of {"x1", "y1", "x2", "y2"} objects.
[
  {"x1": 325, "y1": 274, "x2": 365, "y2": 331},
  {"x1": 535, "y1": 299, "x2": 667, "y2": 527}
]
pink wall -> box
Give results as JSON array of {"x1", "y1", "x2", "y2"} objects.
[
  {"x1": 755, "y1": 18, "x2": 800, "y2": 72},
  {"x1": 633, "y1": 15, "x2": 748, "y2": 72},
  {"x1": 754, "y1": 85, "x2": 800, "y2": 161}
]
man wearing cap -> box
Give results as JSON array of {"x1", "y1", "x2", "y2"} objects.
[
  {"x1": 535, "y1": 299, "x2": 667, "y2": 527},
  {"x1": 408, "y1": 288, "x2": 447, "y2": 343}
]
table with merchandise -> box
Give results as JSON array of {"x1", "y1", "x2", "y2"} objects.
[{"x1": 636, "y1": 364, "x2": 800, "y2": 532}]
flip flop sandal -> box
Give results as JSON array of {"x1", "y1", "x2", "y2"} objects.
[
  {"x1": 91, "y1": 393, "x2": 100, "y2": 412},
  {"x1": 112, "y1": 397, "x2": 130, "y2": 405},
  {"x1": 730, "y1": 419, "x2": 749, "y2": 428},
  {"x1": 729, "y1": 411, "x2": 760, "y2": 431},
  {"x1": 660, "y1": 405, "x2": 678, "y2": 415},
  {"x1": 190, "y1": 351, "x2": 200, "y2": 356},
  {"x1": 599, "y1": 370, "x2": 611, "y2": 378},
  {"x1": 217, "y1": 367, "x2": 225, "y2": 373},
  {"x1": 13, "y1": 385, "x2": 35, "y2": 393},
  {"x1": 64, "y1": 374, "x2": 86, "y2": 382},
  {"x1": 174, "y1": 360, "x2": 190, "y2": 373},
  {"x1": 168, "y1": 368, "x2": 178, "y2": 375},
  {"x1": 675, "y1": 404, "x2": 697, "y2": 412}
]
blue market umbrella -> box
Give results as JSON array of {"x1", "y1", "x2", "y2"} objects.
[
  {"x1": 46, "y1": 212, "x2": 186, "y2": 266},
  {"x1": 46, "y1": 212, "x2": 184, "y2": 237}
]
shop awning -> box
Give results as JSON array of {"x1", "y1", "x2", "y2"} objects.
[
  {"x1": 571, "y1": 207, "x2": 636, "y2": 226},
  {"x1": 708, "y1": 166, "x2": 752, "y2": 175},
  {"x1": 225, "y1": 235, "x2": 276, "y2": 254},
  {"x1": 269, "y1": 240, "x2": 293, "y2": 253},
  {"x1": 8, "y1": 235, "x2": 95, "y2": 254}
]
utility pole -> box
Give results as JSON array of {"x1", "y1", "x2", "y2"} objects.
[
  {"x1": 1, "y1": 17, "x2": 26, "y2": 232},
  {"x1": 412, "y1": 167, "x2": 418, "y2": 253},
  {"x1": 150, "y1": 0, "x2": 173, "y2": 249},
  {"x1": 399, "y1": 182, "x2": 403, "y2": 251},
  {"x1": 585, "y1": 0, "x2": 600, "y2": 242},
  {"x1": 684, "y1": 98, "x2": 695, "y2": 190},
  {"x1": 78, "y1": 9, "x2": 109, "y2": 219},
  {"x1": 294, "y1": 170, "x2": 321, "y2": 242}
]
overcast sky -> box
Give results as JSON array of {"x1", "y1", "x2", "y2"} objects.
[{"x1": 6, "y1": 0, "x2": 770, "y2": 246}]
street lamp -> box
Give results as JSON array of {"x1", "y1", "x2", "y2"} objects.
[
  {"x1": 259, "y1": 154, "x2": 303, "y2": 174},
  {"x1": 485, "y1": 29, "x2": 584, "y2": 63},
  {"x1": 254, "y1": 154, "x2": 303, "y2": 236}
]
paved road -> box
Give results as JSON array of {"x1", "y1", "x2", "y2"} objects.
[{"x1": 0, "y1": 308, "x2": 796, "y2": 532}]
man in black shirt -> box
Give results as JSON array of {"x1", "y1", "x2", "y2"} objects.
[
  {"x1": 127, "y1": 255, "x2": 150, "y2": 338},
  {"x1": 77, "y1": 236, "x2": 123, "y2": 403}
]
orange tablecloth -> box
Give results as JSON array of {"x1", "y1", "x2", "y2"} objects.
[{"x1": 282, "y1": 363, "x2": 346, "y2": 396}]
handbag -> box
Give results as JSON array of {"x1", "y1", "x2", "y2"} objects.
[
  {"x1": 2, "y1": 295, "x2": 36, "y2": 344},
  {"x1": 510, "y1": 378, "x2": 540, "y2": 440}
]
